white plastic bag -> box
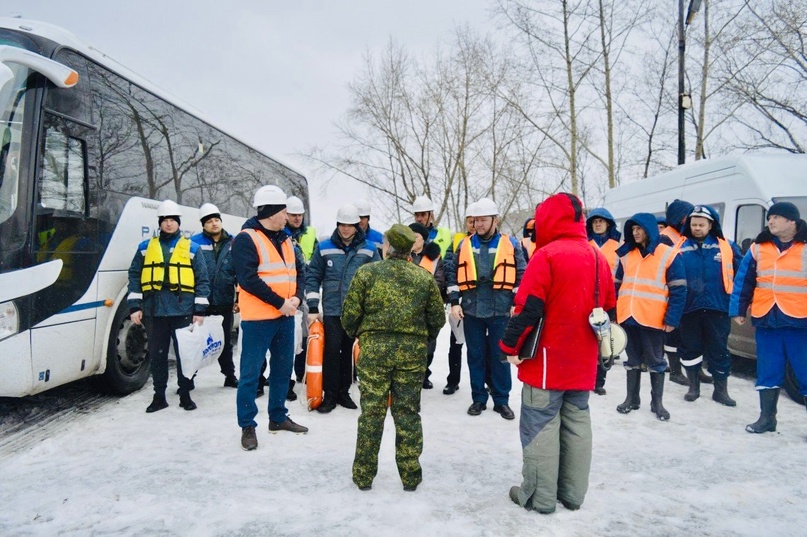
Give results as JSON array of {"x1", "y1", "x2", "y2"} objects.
[
  {"x1": 174, "y1": 315, "x2": 225, "y2": 375},
  {"x1": 449, "y1": 313, "x2": 465, "y2": 344}
]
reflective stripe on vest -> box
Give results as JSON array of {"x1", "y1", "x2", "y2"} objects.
[
  {"x1": 521, "y1": 237, "x2": 536, "y2": 260},
  {"x1": 456, "y1": 234, "x2": 517, "y2": 292},
  {"x1": 238, "y1": 229, "x2": 297, "y2": 321},
  {"x1": 616, "y1": 243, "x2": 676, "y2": 329},
  {"x1": 750, "y1": 242, "x2": 807, "y2": 319},
  {"x1": 141, "y1": 237, "x2": 195, "y2": 293},
  {"x1": 298, "y1": 226, "x2": 317, "y2": 262},
  {"x1": 660, "y1": 227, "x2": 685, "y2": 255},
  {"x1": 589, "y1": 238, "x2": 619, "y2": 276}
]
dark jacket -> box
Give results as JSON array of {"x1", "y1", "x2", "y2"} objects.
[
  {"x1": 500, "y1": 193, "x2": 617, "y2": 391},
  {"x1": 615, "y1": 212, "x2": 687, "y2": 328},
  {"x1": 679, "y1": 206, "x2": 741, "y2": 314},
  {"x1": 127, "y1": 231, "x2": 210, "y2": 317},
  {"x1": 729, "y1": 220, "x2": 807, "y2": 329},
  {"x1": 191, "y1": 229, "x2": 236, "y2": 307},
  {"x1": 306, "y1": 227, "x2": 381, "y2": 316},
  {"x1": 410, "y1": 241, "x2": 447, "y2": 300},
  {"x1": 232, "y1": 217, "x2": 305, "y2": 310},
  {"x1": 446, "y1": 231, "x2": 527, "y2": 318}
]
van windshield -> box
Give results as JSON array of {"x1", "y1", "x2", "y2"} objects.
[
  {"x1": 772, "y1": 197, "x2": 807, "y2": 221},
  {"x1": 0, "y1": 61, "x2": 28, "y2": 225}
]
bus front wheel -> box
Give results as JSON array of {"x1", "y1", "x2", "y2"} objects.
[{"x1": 94, "y1": 303, "x2": 150, "y2": 395}]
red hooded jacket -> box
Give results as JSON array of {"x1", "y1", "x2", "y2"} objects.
[{"x1": 499, "y1": 194, "x2": 616, "y2": 391}]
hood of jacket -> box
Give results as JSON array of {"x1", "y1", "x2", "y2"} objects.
[
  {"x1": 683, "y1": 205, "x2": 725, "y2": 240},
  {"x1": 666, "y1": 199, "x2": 694, "y2": 232},
  {"x1": 329, "y1": 225, "x2": 366, "y2": 250},
  {"x1": 586, "y1": 207, "x2": 621, "y2": 242},
  {"x1": 617, "y1": 212, "x2": 662, "y2": 256},
  {"x1": 534, "y1": 193, "x2": 587, "y2": 248}
]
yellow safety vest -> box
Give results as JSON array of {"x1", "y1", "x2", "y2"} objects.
[{"x1": 141, "y1": 237, "x2": 195, "y2": 293}]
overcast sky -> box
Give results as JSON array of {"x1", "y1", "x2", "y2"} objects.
[{"x1": 6, "y1": 0, "x2": 494, "y2": 232}]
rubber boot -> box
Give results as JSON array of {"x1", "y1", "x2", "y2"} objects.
[
  {"x1": 667, "y1": 352, "x2": 688, "y2": 386},
  {"x1": 699, "y1": 365, "x2": 713, "y2": 384},
  {"x1": 684, "y1": 367, "x2": 700, "y2": 402},
  {"x1": 712, "y1": 377, "x2": 736, "y2": 407},
  {"x1": 616, "y1": 369, "x2": 641, "y2": 414},
  {"x1": 746, "y1": 389, "x2": 779, "y2": 433},
  {"x1": 649, "y1": 372, "x2": 670, "y2": 421}
]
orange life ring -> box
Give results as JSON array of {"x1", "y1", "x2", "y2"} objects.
[{"x1": 305, "y1": 319, "x2": 324, "y2": 410}]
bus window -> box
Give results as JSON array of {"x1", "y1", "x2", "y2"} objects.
[{"x1": 735, "y1": 204, "x2": 765, "y2": 254}]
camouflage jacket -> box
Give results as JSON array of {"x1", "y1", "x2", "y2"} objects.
[{"x1": 341, "y1": 258, "x2": 446, "y2": 341}]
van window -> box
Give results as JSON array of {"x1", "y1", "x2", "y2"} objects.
[{"x1": 735, "y1": 205, "x2": 765, "y2": 254}]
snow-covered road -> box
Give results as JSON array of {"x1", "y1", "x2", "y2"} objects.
[{"x1": 1, "y1": 327, "x2": 806, "y2": 536}]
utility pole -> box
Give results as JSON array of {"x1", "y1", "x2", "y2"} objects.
[{"x1": 678, "y1": 0, "x2": 702, "y2": 165}]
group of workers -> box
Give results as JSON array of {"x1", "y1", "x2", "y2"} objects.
[{"x1": 125, "y1": 186, "x2": 807, "y2": 511}]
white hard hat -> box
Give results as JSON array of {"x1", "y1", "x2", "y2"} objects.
[
  {"x1": 252, "y1": 185, "x2": 287, "y2": 208},
  {"x1": 411, "y1": 195, "x2": 435, "y2": 213},
  {"x1": 199, "y1": 203, "x2": 220, "y2": 220},
  {"x1": 471, "y1": 198, "x2": 498, "y2": 217},
  {"x1": 157, "y1": 200, "x2": 182, "y2": 217},
  {"x1": 600, "y1": 323, "x2": 628, "y2": 359},
  {"x1": 465, "y1": 202, "x2": 478, "y2": 218},
  {"x1": 336, "y1": 203, "x2": 361, "y2": 225},
  {"x1": 354, "y1": 198, "x2": 371, "y2": 217},
  {"x1": 286, "y1": 196, "x2": 305, "y2": 214}
]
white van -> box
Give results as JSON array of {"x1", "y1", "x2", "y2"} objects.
[{"x1": 603, "y1": 153, "x2": 807, "y2": 402}]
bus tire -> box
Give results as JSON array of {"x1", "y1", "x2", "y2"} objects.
[
  {"x1": 93, "y1": 303, "x2": 150, "y2": 395},
  {"x1": 783, "y1": 363, "x2": 805, "y2": 406}
]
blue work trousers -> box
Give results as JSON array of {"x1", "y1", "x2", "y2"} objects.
[
  {"x1": 755, "y1": 327, "x2": 807, "y2": 395},
  {"x1": 237, "y1": 316, "x2": 294, "y2": 427},
  {"x1": 463, "y1": 314, "x2": 511, "y2": 405}
]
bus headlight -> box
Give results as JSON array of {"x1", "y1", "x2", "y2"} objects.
[{"x1": 0, "y1": 300, "x2": 19, "y2": 341}]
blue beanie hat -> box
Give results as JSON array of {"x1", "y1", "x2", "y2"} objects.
[
  {"x1": 666, "y1": 199, "x2": 695, "y2": 228},
  {"x1": 767, "y1": 202, "x2": 800, "y2": 222}
]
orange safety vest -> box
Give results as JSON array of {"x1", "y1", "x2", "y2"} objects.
[
  {"x1": 238, "y1": 229, "x2": 298, "y2": 321},
  {"x1": 750, "y1": 241, "x2": 807, "y2": 319},
  {"x1": 617, "y1": 243, "x2": 677, "y2": 329},
  {"x1": 716, "y1": 238, "x2": 736, "y2": 295},
  {"x1": 456, "y1": 234, "x2": 517, "y2": 292},
  {"x1": 521, "y1": 237, "x2": 536, "y2": 260},
  {"x1": 589, "y1": 238, "x2": 619, "y2": 275},
  {"x1": 660, "y1": 226, "x2": 685, "y2": 255},
  {"x1": 417, "y1": 255, "x2": 437, "y2": 275}
]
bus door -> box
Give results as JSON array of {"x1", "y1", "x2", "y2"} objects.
[{"x1": 29, "y1": 111, "x2": 101, "y2": 391}]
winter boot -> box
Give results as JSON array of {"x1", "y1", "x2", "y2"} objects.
[
  {"x1": 699, "y1": 365, "x2": 713, "y2": 384},
  {"x1": 338, "y1": 390, "x2": 358, "y2": 410},
  {"x1": 667, "y1": 352, "x2": 688, "y2": 386},
  {"x1": 684, "y1": 367, "x2": 700, "y2": 402},
  {"x1": 649, "y1": 372, "x2": 670, "y2": 421},
  {"x1": 746, "y1": 389, "x2": 779, "y2": 433},
  {"x1": 146, "y1": 393, "x2": 168, "y2": 413},
  {"x1": 712, "y1": 377, "x2": 736, "y2": 407},
  {"x1": 616, "y1": 369, "x2": 641, "y2": 414},
  {"x1": 179, "y1": 390, "x2": 197, "y2": 411}
]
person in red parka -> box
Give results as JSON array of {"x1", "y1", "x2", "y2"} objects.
[{"x1": 499, "y1": 193, "x2": 616, "y2": 514}]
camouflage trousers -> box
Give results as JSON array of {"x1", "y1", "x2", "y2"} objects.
[{"x1": 352, "y1": 333, "x2": 427, "y2": 489}]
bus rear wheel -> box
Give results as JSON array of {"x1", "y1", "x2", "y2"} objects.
[{"x1": 93, "y1": 303, "x2": 150, "y2": 395}]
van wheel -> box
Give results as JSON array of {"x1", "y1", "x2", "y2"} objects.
[
  {"x1": 783, "y1": 363, "x2": 805, "y2": 405},
  {"x1": 93, "y1": 303, "x2": 150, "y2": 395}
]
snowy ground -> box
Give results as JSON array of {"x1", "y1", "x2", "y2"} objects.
[{"x1": 2, "y1": 324, "x2": 807, "y2": 537}]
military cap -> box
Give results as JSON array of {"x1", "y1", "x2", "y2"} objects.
[{"x1": 385, "y1": 223, "x2": 416, "y2": 251}]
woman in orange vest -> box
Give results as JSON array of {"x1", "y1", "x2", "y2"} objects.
[
  {"x1": 586, "y1": 208, "x2": 621, "y2": 396},
  {"x1": 614, "y1": 213, "x2": 687, "y2": 422},
  {"x1": 409, "y1": 222, "x2": 446, "y2": 389},
  {"x1": 730, "y1": 201, "x2": 807, "y2": 434}
]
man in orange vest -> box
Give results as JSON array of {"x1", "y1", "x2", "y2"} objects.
[
  {"x1": 232, "y1": 186, "x2": 308, "y2": 451},
  {"x1": 614, "y1": 213, "x2": 686, "y2": 421},
  {"x1": 677, "y1": 205, "x2": 742, "y2": 406},
  {"x1": 447, "y1": 198, "x2": 527, "y2": 420},
  {"x1": 730, "y1": 201, "x2": 807, "y2": 434},
  {"x1": 586, "y1": 208, "x2": 621, "y2": 396},
  {"x1": 409, "y1": 222, "x2": 446, "y2": 389}
]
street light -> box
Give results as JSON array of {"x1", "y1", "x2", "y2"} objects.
[{"x1": 678, "y1": 0, "x2": 702, "y2": 165}]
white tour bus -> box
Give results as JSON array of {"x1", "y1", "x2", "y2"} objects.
[
  {"x1": 603, "y1": 153, "x2": 807, "y2": 402},
  {"x1": 0, "y1": 19, "x2": 309, "y2": 397}
]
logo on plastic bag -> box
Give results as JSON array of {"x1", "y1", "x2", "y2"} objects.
[{"x1": 202, "y1": 333, "x2": 222, "y2": 358}]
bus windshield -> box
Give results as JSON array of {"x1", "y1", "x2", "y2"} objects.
[{"x1": 0, "y1": 61, "x2": 27, "y2": 225}]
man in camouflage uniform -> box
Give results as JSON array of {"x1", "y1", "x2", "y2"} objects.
[{"x1": 341, "y1": 224, "x2": 446, "y2": 492}]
